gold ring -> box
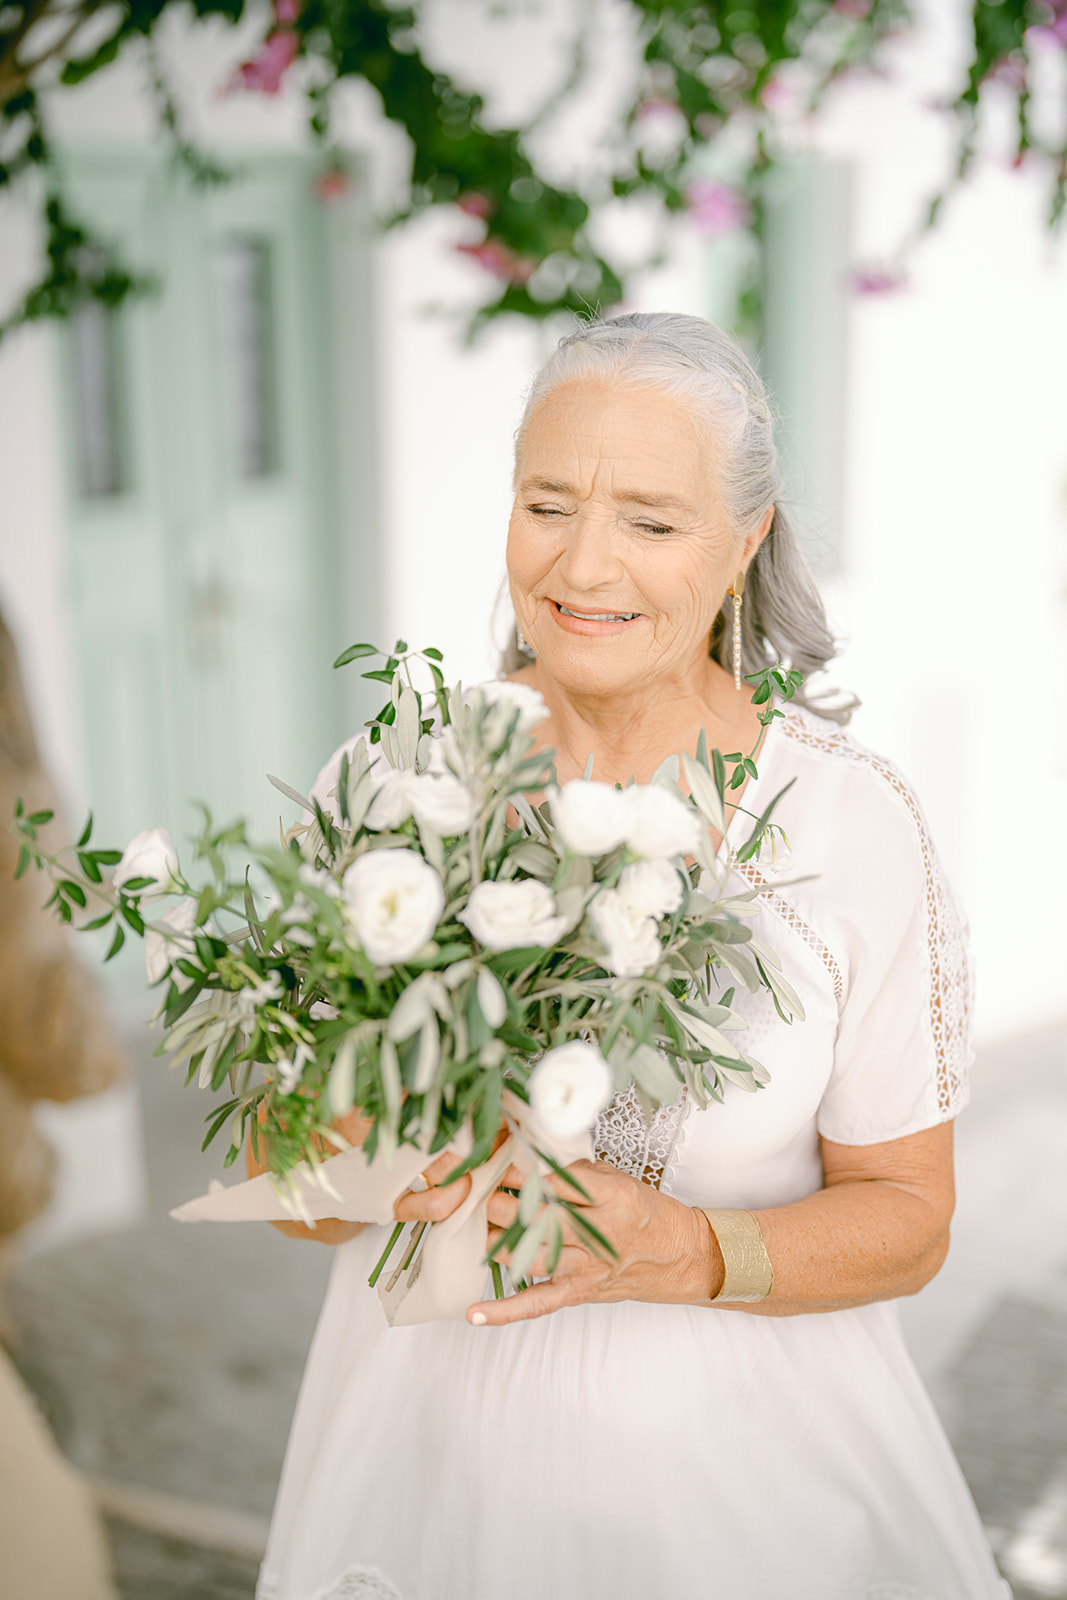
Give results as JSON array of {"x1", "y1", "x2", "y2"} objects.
[{"x1": 409, "y1": 1170, "x2": 435, "y2": 1194}]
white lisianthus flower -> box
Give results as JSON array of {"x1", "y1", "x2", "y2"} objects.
[
  {"x1": 550, "y1": 782, "x2": 632, "y2": 857},
  {"x1": 617, "y1": 858, "x2": 684, "y2": 919},
  {"x1": 114, "y1": 827, "x2": 181, "y2": 901},
  {"x1": 459, "y1": 879, "x2": 569, "y2": 952},
  {"x1": 341, "y1": 849, "x2": 444, "y2": 966},
  {"x1": 623, "y1": 785, "x2": 703, "y2": 860},
  {"x1": 528, "y1": 1042, "x2": 613, "y2": 1140},
  {"x1": 407, "y1": 772, "x2": 475, "y2": 836},
  {"x1": 144, "y1": 897, "x2": 199, "y2": 986},
  {"x1": 467, "y1": 679, "x2": 547, "y2": 732},
  {"x1": 588, "y1": 888, "x2": 662, "y2": 978}
]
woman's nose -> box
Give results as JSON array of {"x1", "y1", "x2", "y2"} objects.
[{"x1": 556, "y1": 512, "x2": 625, "y2": 591}]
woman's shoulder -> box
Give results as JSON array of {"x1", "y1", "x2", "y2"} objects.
[
  {"x1": 762, "y1": 702, "x2": 950, "y2": 910},
  {"x1": 775, "y1": 703, "x2": 928, "y2": 834}
]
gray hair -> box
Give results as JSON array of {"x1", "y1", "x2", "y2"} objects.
[{"x1": 503, "y1": 310, "x2": 855, "y2": 725}]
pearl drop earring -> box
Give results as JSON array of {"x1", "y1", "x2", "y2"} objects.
[{"x1": 726, "y1": 571, "x2": 745, "y2": 691}]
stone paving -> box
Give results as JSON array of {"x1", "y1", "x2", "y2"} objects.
[{"x1": 5, "y1": 1015, "x2": 1067, "y2": 1599}]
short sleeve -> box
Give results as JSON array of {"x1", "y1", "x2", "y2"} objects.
[{"x1": 816, "y1": 765, "x2": 973, "y2": 1147}]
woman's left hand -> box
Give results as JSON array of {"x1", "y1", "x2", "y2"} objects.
[{"x1": 467, "y1": 1158, "x2": 715, "y2": 1326}]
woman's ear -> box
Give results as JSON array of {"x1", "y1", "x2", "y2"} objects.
[{"x1": 742, "y1": 503, "x2": 775, "y2": 569}]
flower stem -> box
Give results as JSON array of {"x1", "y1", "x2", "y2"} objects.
[
  {"x1": 490, "y1": 1259, "x2": 505, "y2": 1300},
  {"x1": 367, "y1": 1220, "x2": 404, "y2": 1287}
]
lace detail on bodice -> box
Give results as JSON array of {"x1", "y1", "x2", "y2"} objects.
[
  {"x1": 594, "y1": 1084, "x2": 689, "y2": 1191},
  {"x1": 257, "y1": 1566, "x2": 403, "y2": 1600},
  {"x1": 781, "y1": 709, "x2": 972, "y2": 1117}
]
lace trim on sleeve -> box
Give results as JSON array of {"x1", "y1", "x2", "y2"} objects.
[
  {"x1": 594, "y1": 1085, "x2": 689, "y2": 1192},
  {"x1": 781, "y1": 710, "x2": 972, "y2": 1118}
]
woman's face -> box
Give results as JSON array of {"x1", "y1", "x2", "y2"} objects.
[{"x1": 507, "y1": 379, "x2": 750, "y2": 702}]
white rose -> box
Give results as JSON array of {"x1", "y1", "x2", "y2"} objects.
[
  {"x1": 114, "y1": 827, "x2": 181, "y2": 901},
  {"x1": 459, "y1": 878, "x2": 569, "y2": 952},
  {"x1": 528, "y1": 1041, "x2": 613, "y2": 1140},
  {"x1": 363, "y1": 769, "x2": 474, "y2": 837},
  {"x1": 144, "y1": 897, "x2": 199, "y2": 986},
  {"x1": 407, "y1": 772, "x2": 474, "y2": 836},
  {"x1": 623, "y1": 785, "x2": 703, "y2": 860},
  {"x1": 467, "y1": 679, "x2": 547, "y2": 732},
  {"x1": 363, "y1": 769, "x2": 415, "y2": 831},
  {"x1": 550, "y1": 782, "x2": 632, "y2": 857},
  {"x1": 617, "y1": 858, "x2": 684, "y2": 919},
  {"x1": 308, "y1": 734, "x2": 397, "y2": 826},
  {"x1": 341, "y1": 849, "x2": 444, "y2": 967},
  {"x1": 588, "y1": 888, "x2": 662, "y2": 977}
]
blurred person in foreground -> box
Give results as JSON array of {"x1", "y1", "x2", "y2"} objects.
[
  {"x1": 251, "y1": 314, "x2": 1010, "y2": 1599},
  {"x1": 0, "y1": 605, "x2": 122, "y2": 1600}
]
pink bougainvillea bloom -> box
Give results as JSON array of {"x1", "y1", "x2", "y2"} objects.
[
  {"x1": 850, "y1": 265, "x2": 908, "y2": 295},
  {"x1": 274, "y1": 0, "x2": 301, "y2": 23},
  {"x1": 226, "y1": 29, "x2": 298, "y2": 95},
  {"x1": 456, "y1": 239, "x2": 535, "y2": 284},
  {"x1": 314, "y1": 169, "x2": 350, "y2": 202},
  {"x1": 1027, "y1": 0, "x2": 1067, "y2": 44},
  {"x1": 986, "y1": 54, "x2": 1028, "y2": 89},
  {"x1": 685, "y1": 179, "x2": 750, "y2": 239},
  {"x1": 457, "y1": 192, "x2": 493, "y2": 219},
  {"x1": 834, "y1": 0, "x2": 871, "y2": 16},
  {"x1": 760, "y1": 77, "x2": 792, "y2": 111}
]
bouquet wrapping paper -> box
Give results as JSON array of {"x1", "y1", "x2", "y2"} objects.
[{"x1": 172, "y1": 1091, "x2": 591, "y2": 1325}]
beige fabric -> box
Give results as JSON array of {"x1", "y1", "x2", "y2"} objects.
[
  {"x1": 0, "y1": 1348, "x2": 118, "y2": 1600},
  {"x1": 0, "y1": 607, "x2": 127, "y2": 1248}
]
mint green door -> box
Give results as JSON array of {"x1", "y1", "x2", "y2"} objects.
[{"x1": 57, "y1": 150, "x2": 372, "y2": 858}]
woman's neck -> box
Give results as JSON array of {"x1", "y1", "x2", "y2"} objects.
[{"x1": 513, "y1": 657, "x2": 765, "y2": 787}]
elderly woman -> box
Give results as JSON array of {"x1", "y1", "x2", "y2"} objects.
[{"x1": 254, "y1": 313, "x2": 1009, "y2": 1600}]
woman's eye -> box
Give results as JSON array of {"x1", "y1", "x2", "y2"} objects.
[
  {"x1": 527, "y1": 505, "x2": 565, "y2": 517},
  {"x1": 635, "y1": 521, "x2": 673, "y2": 537}
]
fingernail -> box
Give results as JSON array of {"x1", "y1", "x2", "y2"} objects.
[{"x1": 470, "y1": 1311, "x2": 487, "y2": 1326}]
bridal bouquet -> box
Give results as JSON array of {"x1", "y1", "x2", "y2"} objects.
[{"x1": 12, "y1": 642, "x2": 803, "y2": 1324}]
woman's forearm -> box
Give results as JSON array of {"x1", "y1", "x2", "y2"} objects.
[
  {"x1": 738, "y1": 1180, "x2": 949, "y2": 1315},
  {"x1": 682, "y1": 1126, "x2": 955, "y2": 1316}
]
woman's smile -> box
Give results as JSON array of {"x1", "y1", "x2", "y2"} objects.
[{"x1": 548, "y1": 599, "x2": 644, "y2": 636}]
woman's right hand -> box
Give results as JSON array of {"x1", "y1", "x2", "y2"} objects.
[{"x1": 392, "y1": 1150, "x2": 473, "y2": 1226}]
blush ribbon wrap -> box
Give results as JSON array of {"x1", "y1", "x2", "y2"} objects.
[{"x1": 170, "y1": 1091, "x2": 594, "y2": 1327}]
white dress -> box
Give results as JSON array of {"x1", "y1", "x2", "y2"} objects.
[{"x1": 256, "y1": 704, "x2": 1010, "y2": 1600}]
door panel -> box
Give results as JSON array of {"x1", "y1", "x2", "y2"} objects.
[{"x1": 57, "y1": 150, "x2": 365, "y2": 861}]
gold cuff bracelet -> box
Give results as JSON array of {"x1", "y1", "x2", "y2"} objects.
[{"x1": 699, "y1": 1208, "x2": 774, "y2": 1304}]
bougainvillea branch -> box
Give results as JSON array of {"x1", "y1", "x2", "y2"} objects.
[{"x1": 1, "y1": 0, "x2": 1065, "y2": 340}]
